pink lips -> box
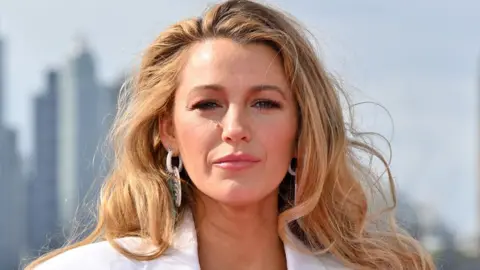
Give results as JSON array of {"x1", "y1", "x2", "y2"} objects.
[{"x1": 212, "y1": 153, "x2": 260, "y2": 171}]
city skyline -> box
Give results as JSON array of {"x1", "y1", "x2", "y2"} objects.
[
  {"x1": 0, "y1": 0, "x2": 479, "y2": 240},
  {"x1": 24, "y1": 39, "x2": 122, "y2": 265}
]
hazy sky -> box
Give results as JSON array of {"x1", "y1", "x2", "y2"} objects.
[{"x1": 1, "y1": 0, "x2": 479, "y2": 237}]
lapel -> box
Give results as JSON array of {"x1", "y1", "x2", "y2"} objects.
[{"x1": 157, "y1": 211, "x2": 344, "y2": 270}]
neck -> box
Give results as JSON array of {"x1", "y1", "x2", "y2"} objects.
[{"x1": 193, "y1": 191, "x2": 286, "y2": 270}]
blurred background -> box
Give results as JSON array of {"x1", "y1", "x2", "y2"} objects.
[{"x1": 0, "y1": 0, "x2": 479, "y2": 269}]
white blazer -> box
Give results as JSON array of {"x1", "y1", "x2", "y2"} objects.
[{"x1": 36, "y1": 212, "x2": 348, "y2": 270}]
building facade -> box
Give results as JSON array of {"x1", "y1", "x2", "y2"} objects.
[
  {"x1": 57, "y1": 40, "x2": 102, "y2": 234},
  {"x1": 28, "y1": 70, "x2": 61, "y2": 254},
  {"x1": 0, "y1": 30, "x2": 26, "y2": 269}
]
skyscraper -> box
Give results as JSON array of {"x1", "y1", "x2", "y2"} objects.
[
  {"x1": 28, "y1": 69, "x2": 60, "y2": 254},
  {"x1": 477, "y1": 56, "x2": 480, "y2": 256},
  {"x1": 103, "y1": 75, "x2": 125, "y2": 138},
  {"x1": 0, "y1": 32, "x2": 4, "y2": 123},
  {"x1": 57, "y1": 38, "x2": 102, "y2": 234},
  {"x1": 0, "y1": 30, "x2": 25, "y2": 269},
  {"x1": 96, "y1": 75, "x2": 124, "y2": 174}
]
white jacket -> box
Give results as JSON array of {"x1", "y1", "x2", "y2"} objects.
[{"x1": 36, "y1": 212, "x2": 348, "y2": 270}]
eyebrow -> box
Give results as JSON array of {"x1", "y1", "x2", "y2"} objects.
[{"x1": 190, "y1": 84, "x2": 287, "y2": 99}]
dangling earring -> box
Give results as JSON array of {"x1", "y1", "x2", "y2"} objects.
[
  {"x1": 166, "y1": 149, "x2": 183, "y2": 209},
  {"x1": 288, "y1": 159, "x2": 297, "y2": 205}
]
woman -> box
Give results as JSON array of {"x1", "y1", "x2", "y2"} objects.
[{"x1": 27, "y1": 0, "x2": 435, "y2": 269}]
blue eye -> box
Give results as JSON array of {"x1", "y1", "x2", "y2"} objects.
[
  {"x1": 253, "y1": 100, "x2": 281, "y2": 109},
  {"x1": 191, "y1": 101, "x2": 220, "y2": 110}
]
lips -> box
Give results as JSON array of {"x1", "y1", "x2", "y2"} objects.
[{"x1": 212, "y1": 153, "x2": 260, "y2": 171}]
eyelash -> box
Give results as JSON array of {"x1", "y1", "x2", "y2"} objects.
[
  {"x1": 253, "y1": 100, "x2": 282, "y2": 109},
  {"x1": 190, "y1": 100, "x2": 219, "y2": 110},
  {"x1": 190, "y1": 99, "x2": 282, "y2": 111}
]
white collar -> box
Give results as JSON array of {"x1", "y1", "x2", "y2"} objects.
[
  {"x1": 161, "y1": 211, "x2": 347, "y2": 270},
  {"x1": 38, "y1": 211, "x2": 348, "y2": 270}
]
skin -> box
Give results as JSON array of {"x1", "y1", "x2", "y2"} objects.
[{"x1": 161, "y1": 38, "x2": 298, "y2": 270}]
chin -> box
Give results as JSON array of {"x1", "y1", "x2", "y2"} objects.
[
  {"x1": 215, "y1": 194, "x2": 262, "y2": 207},
  {"x1": 210, "y1": 184, "x2": 275, "y2": 207}
]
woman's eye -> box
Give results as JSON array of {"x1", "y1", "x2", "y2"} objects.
[
  {"x1": 253, "y1": 100, "x2": 281, "y2": 109},
  {"x1": 191, "y1": 101, "x2": 220, "y2": 111}
]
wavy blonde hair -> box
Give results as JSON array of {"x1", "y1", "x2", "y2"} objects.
[{"x1": 27, "y1": 0, "x2": 435, "y2": 269}]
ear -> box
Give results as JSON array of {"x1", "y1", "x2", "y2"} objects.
[{"x1": 158, "y1": 116, "x2": 178, "y2": 153}]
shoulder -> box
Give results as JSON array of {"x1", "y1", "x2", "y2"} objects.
[
  {"x1": 299, "y1": 253, "x2": 350, "y2": 270},
  {"x1": 316, "y1": 254, "x2": 350, "y2": 269},
  {"x1": 34, "y1": 237, "x2": 192, "y2": 270},
  {"x1": 285, "y1": 243, "x2": 350, "y2": 270},
  {"x1": 34, "y1": 238, "x2": 142, "y2": 270}
]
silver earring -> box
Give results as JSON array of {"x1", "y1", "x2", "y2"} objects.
[
  {"x1": 288, "y1": 164, "x2": 296, "y2": 176},
  {"x1": 288, "y1": 161, "x2": 297, "y2": 205},
  {"x1": 166, "y1": 149, "x2": 182, "y2": 208}
]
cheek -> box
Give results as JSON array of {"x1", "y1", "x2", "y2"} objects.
[
  {"x1": 259, "y1": 116, "x2": 297, "y2": 157},
  {"x1": 173, "y1": 114, "x2": 216, "y2": 171},
  {"x1": 175, "y1": 115, "x2": 211, "y2": 149}
]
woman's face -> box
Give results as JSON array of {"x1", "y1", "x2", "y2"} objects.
[{"x1": 165, "y1": 38, "x2": 297, "y2": 206}]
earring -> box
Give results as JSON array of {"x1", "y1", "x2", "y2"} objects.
[
  {"x1": 288, "y1": 160, "x2": 297, "y2": 205},
  {"x1": 166, "y1": 149, "x2": 182, "y2": 208}
]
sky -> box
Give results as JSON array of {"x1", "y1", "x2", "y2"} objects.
[{"x1": 0, "y1": 0, "x2": 479, "y2": 238}]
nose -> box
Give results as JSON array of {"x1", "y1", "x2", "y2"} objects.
[{"x1": 220, "y1": 106, "x2": 251, "y2": 143}]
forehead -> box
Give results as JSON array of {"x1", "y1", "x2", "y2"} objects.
[{"x1": 177, "y1": 38, "x2": 288, "y2": 92}]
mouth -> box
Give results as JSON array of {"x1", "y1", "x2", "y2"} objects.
[{"x1": 212, "y1": 153, "x2": 260, "y2": 171}]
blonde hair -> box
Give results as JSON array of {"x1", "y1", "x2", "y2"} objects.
[{"x1": 27, "y1": 0, "x2": 435, "y2": 269}]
